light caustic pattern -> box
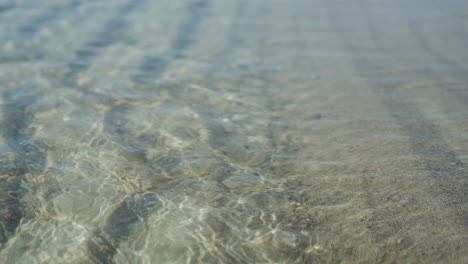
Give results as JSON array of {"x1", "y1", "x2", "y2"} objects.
[{"x1": 0, "y1": 0, "x2": 467, "y2": 263}]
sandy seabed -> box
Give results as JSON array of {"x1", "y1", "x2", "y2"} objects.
[{"x1": 0, "y1": 0, "x2": 467, "y2": 263}]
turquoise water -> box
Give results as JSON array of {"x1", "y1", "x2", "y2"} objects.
[{"x1": 0, "y1": 0, "x2": 467, "y2": 263}]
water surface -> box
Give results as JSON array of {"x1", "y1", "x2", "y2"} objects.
[{"x1": 0, "y1": 0, "x2": 467, "y2": 263}]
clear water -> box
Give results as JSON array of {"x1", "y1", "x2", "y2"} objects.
[{"x1": 0, "y1": 0, "x2": 467, "y2": 263}]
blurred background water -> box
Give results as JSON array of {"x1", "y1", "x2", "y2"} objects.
[{"x1": 0, "y1": 0, "x2": 467, "y2": 263}]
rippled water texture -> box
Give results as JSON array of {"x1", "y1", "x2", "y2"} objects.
[{"x1": 0, "y1": 0, "x2": 467, "y2": 263}]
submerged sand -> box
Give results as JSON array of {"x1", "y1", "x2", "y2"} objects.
[{"x1": 0, "y1": 0, "x2": 467, "y2": 263}]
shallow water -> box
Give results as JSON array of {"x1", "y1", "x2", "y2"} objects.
[{"x1": 0, "y1": 0, "x2": 467, "y2": 263}]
